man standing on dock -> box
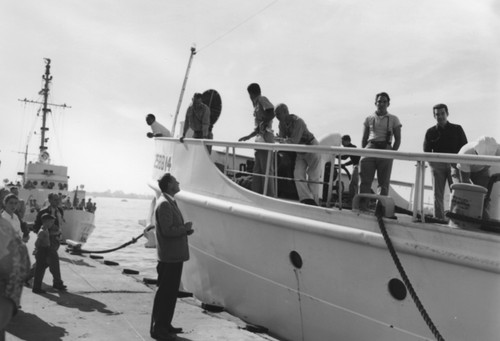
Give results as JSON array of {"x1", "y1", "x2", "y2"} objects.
[
  {"x1": 423, "y1": 103, "x2": 468, "y2": 220},
  {"x1": 150, "y1": 173, "x2": 194, "y2": 341}
]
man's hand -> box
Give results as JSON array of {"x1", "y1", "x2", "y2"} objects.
[
  {"x1": 185, "y1": 222, "x2": 194, "y2": 235},
  {"x1": 238, "y1": 136, "x2": 248, "y2": 142},
  {"x1": 144, "y1": 225, "x2": 155, "y2": 234},
  {"x1": 180, "y1": 136, "x2": 185, "y2": 143}
]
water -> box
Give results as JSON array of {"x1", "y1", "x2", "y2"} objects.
[{"x1": 83, "y1": 197, "x2": 157, "y2": 279}]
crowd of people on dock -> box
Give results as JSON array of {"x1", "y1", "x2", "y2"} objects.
[
  {"x1": 0, "y1": 188, "x2": 99, "y2": 339},
  {"x1": 0, "y1": 191, "x2": 67, "y2": 339}
]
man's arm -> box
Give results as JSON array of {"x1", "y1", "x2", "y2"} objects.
[
  {"x1": 423, "y1": 130, "x2": 431, "y2": 152},
  {"x1": 361, "y1": 124, "x2": 370, "y2": 148},
  {"x1": 180, "y1": 109, "x2": 191, "y2": 142},
  {"x1": 457, "y1": 125, "x2": 468, "y2": 149},
  {"x1": 392, "y1": 125, "x2": 401, "y2": 151},
  {"x1": 32, "y1": 210, "x2": 43, "y2": 233},
  {"x1": 202, "y1": 106, "x2": 210, "y2": 138},
  {"x1": 156, "y1": 202, "x2": 192, "y2": 238}
]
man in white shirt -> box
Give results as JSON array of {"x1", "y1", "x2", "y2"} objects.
[
  {"x1": 146, "y1": 113, "x2": 171, "y2": 138},
  {"x1": 457, "y1": 136, "x2": 500, "y2": 188}
]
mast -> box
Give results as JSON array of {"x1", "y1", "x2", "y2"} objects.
[
  {"x1": 18, "y1": 58, "x2": 71, "y2": 161},
  {"x1": 171, "y1": 46, "x2": 196, "y2": 136},
  {"x1": 40, "y1": 58, "x2": 52, "y2": 153}
]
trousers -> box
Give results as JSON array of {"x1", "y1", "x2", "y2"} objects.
[
  {"x1": 294, "y1": 151, "x2": 321, "y2": 202},
  {"x1": 150, "y1": 262, "x2": 183, "y2": 335},
  {"x1": 252, "y1": 149, "x2": 275, "y2": 197}
]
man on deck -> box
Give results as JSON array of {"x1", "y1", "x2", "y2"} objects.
[
  {"x1": 423, "y1": 103, "x2": 467, "y2": 219},
  {"x1": 275, "y1": 103, "x2": 320, "y2": 205}
]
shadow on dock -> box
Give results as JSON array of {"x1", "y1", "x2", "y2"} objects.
[
  {"x1": 59, "y1": 256, "x2": 96, "y2": 268},
  {"x1": 43, "y1": 290, "x2": 120, "y2": 315},
  {"x1": 7, "y1": 310, "x2": 66, "y2": 341}
]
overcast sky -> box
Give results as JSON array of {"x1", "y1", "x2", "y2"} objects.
[{"x1": 0, "y1": 0, "x2": 498, "y2": 194}]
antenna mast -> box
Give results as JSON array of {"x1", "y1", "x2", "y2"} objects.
[
  {"x1": 18, "y1": 58, "x2": 71, "y2": 156},
  {"x1": 171, "y1": 46, "x2": 196, "y2": 136}
]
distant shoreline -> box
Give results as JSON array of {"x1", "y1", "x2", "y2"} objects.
[{"x1": 87, "y1": 191, "x2": 153, "y2": 200}]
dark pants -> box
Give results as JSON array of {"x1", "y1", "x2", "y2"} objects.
[
  {"x1": 31, "y1": 248, "x2": 63, "y2": 289},
  {"x1": 150, "y1": 262, "x2": 183, "y2": 335},
  {"x1": 32, "y1": 249, "x2": 50, "y2": 290}
]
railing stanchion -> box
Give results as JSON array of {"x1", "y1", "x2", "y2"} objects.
[
  {"x1": 224, "y1": 146, "x2": 229, "y2": 176},
  {"x1": 274, "y1": 150, "x2": 278, "y2": 197},
  {"x1": 412, "y1": 161, "x2": 422, "y2": 222},
  {"x1": 326, "y1": 156, "x2": 335, "y2": 208},
  {"x1": 419, "y1": 161, "x2": 426, "y2": 223},
  {"x1": 337, "y1": 154, "x2": 343, "y2": 210},
  {"x1": 263, "y1": 149, "x2": 272, "y2": 196},
  {"x1": 232, "y1": 147, "x2": 236, "y2": 181}
]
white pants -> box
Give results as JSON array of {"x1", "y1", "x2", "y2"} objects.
[{"x1": 294, "y1": 152, "x2": 321, "y2": 202}]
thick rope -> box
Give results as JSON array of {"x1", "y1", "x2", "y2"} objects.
[
  {"x1": 78, "y1": 233, "x2": 144, "y2": 254},
  {"x1": 375, "y1": 205, "x2": 445, "y2": 341}
]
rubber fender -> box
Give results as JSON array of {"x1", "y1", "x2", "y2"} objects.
[
  {"x1": 243, "y1": 324, "x2": 269, "y2": 333},
  {"x1": 143, "y1": 277, "x2": 158, "y2": 285},
  {"x1": 90, "y1": 255, "x2": 104, "y2": 259},
  {"x1": 201, "y1": 303, "x2": 224, "y2": 313},
  {"x1": 103, "y1": 260, "x2": 119, "y2": 266},
  {"x1": 177, "y1": 290, "x2": 193, "y2": 298},
  {"x1": 122, "y1": 269, "x2": 139, "y2": 275}
]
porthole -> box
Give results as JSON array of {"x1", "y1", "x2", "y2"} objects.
[
  {"x1": 388, "y1": 278, "x2": 407, "y2": 301},
  {"x1": 289, "y1": 251, "x2": 303, "y2": 269}
]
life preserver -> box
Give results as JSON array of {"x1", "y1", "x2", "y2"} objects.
[{"x1": 39, "y1": 151, "x2": 50, "y2": 163}]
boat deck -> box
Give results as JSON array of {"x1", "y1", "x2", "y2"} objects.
[{"x1": 5, "y1": 243, "x2": 279, "y2": 341}]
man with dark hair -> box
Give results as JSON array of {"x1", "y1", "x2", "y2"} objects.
[
  {"x1": 146, "y1": 113, "x2": 171, "y2": 138},
  {"x1": 180, "y1": 93, "x2": 210, "y2": 142},
  {"x1": 150, "y1": 173, "x2": 194, "y2": 341},
  {"x1": 359, "y1": 92, "x2": 402, "y2": 203},
  {"x1": 275, "y1": 103, "x2": 320, "y2": 205},
  {"x1": 341, "y1": 135, "x2": 361, "y2": 201},
  {"x1": 423, "y1": 104, "x2": 467, "y2": 219},
  {"x1": 239, "y1": 83, "x2": 275, "y2": 196}
]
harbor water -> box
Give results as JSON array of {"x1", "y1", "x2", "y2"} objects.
[{"x1": 83, "y1": 196, "x2": 157, "y2": 279}]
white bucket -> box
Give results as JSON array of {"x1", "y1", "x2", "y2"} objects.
[{"x1": 449, "y1": 183, "x2": 487, "y2": 229}]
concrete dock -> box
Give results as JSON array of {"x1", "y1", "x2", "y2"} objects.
[{"x1": 5, "y1": 246, "x2": 279, "y2": 341}]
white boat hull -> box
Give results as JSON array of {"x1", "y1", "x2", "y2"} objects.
[
  {"x1": 152, "y1": 140, "x2": 500, "y2": 341},
  {"x1": 60, "y1": 209, "x2": 95, "y2": 243},
  {"x1": 19, "y1": 188, "x2": 96, "y2": 244}
]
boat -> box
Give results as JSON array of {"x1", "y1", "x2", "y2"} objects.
[
  {"x1": 143, "y1": 47, "x2": 500, "y2": 340},
  {"x1": 146, "y1": 135, "x2": 500, "y2": 341},
  {"x1": 12, "y1": 58, "x2": 96, "y2": 243}
]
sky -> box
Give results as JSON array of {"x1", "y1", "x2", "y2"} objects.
[{"x1": 0, "y1": 0, "x2": 499, "y2": 195}]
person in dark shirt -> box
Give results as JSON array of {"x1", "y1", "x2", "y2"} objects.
[
  {"x1": 423, "y1": 103, "x2": 467, "y2": 219},
  {"x1": 341, "y1": 135, "x2": 361, "y2": 201}
]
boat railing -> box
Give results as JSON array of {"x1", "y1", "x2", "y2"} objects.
[{"x1": 164, "y1": 137, "x2": 500, "y2": 222}]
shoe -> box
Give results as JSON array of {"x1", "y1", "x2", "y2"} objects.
[
  {"x1": 168, "y1": 326, "x2": 183, "y2": 333},
  {"x1": 53, "y1": 283, "x2": 67, "y2": 290},
  {"x1": 32, "y1": 288, "x2": 47, "y2": 294},
  {"x1": 300, "y1": 198, "x2": 318, "y2": 206},
  {"x1": 150, "y1": 331, "x2": 176, "y2": 340}
]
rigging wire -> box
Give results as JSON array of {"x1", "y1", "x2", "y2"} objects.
[{"x1": 197, "y1": 0, "x2": 279, "y2": 53}]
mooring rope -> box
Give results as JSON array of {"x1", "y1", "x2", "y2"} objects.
[
  {"x1": 78, "y1": 233, "x2": 145, "y2": 254},
  {"x1": 375, "y1": 204, "x2": 445, "y2": 341}
]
